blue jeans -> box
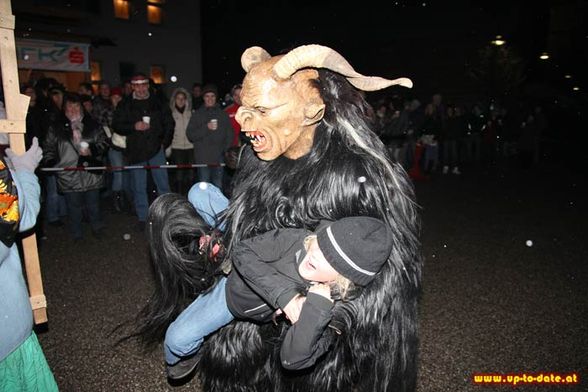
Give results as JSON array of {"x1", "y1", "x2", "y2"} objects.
[
  {"x1": 188, "y1": 182, "x2": 228, "y2": 231},
  {"x1": 130, "y1": 148, "x2": 170, "y2": 221},
  {"x1": 63, "y1": 189, "x2": 103, "y2": 239},
  {"x1": 45, "y1": 175, "x2": 67, "y2": 223},
  {"x1": 108, "y1": 149, "x2": 124, "y2": 192},
  {"x1": 196, "y1": 166, "x2": 223, "y2": 191},
  {"x1": 164, "y1": 277, "x2": 233, "y2": 364},
  {"x1": 164, "y1": 183, "x2": 230, "y2": 364}
]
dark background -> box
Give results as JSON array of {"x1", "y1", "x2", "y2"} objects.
[
  {"x1": 200, "y1": 0, "x2": 588, "y2": 172},
  {"x1": 201, "y1": 0, "x2": 586, "y2": 100}
]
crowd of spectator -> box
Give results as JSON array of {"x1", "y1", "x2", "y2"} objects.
[
  {"x1": 16, "y1": 74, "x2": 242, "y2": 240},
  {"x1": 369, "y1": 92, "x2": 547, "y2": 176},
  {"x1": 10, "y1": 74, "x2": 549, "y2": 243}
]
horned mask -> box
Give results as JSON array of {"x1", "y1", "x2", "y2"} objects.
[{"x1": 236, "y1": 44, "x2": 412, "y2": 161}]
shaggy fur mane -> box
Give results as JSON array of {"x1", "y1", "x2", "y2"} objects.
[
  {"x1": 196, "y1": 71, "x2": 422, "y2": 392},
  {"x1": 132, "y1": 194, "x2": 223, "y2": 346}
]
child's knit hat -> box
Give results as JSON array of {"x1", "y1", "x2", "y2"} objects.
[{"x1": 317, "y1": 216, "x2": 392, "y2": 286}]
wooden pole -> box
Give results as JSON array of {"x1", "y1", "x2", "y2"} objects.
[{"x1": 0, "y1": 0, "x2": 47, "y2": 324}]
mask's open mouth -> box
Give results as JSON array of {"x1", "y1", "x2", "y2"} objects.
[{"x1": 245, "y1": 130, "x2": 267, "y2": 151}]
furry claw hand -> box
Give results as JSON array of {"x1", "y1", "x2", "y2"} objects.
[{"x1": 5, "y1": 137, "x2": 43, "y2": 172}]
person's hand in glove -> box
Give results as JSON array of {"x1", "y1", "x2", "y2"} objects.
[{"x1": 5, "y1": 137, "x2": 43, "y2": 172}]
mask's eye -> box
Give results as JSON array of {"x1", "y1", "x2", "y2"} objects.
[{"x1": 255, "y1": 106, "x2": 268, "y2": 115}]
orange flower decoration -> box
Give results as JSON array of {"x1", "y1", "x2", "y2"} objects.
[{"x1": 0, "y1": 192, "x2": 18, "y2": 222}]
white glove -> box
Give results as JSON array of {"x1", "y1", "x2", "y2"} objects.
[
  {"x1": 165, "y1": 146, "x2": 172, "y2": 158},
  {"x1": 5, "y1": 137, "x2": 43, "y2": 172}
]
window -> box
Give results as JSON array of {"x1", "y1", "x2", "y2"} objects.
[
  {"x1": 90, "y1": 61, "x2": 102, "y2": 82},
  {"x1": 150, "y1": 65, "x2": 165, "y2": 84},
  {"x1": 113, "y1": 0, "x2": 130, "y2": 20},
  {"x1": 147, "y1": 1, "x2": 164, "y2": 24}
]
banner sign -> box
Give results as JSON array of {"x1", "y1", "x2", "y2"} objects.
[{"x1": 16, "y1": 38, "x2": 90, "y2": 72}]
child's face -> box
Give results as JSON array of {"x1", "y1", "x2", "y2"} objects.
[{"x1": 298, "y1": 237, "x2": 339, "y2": 283}]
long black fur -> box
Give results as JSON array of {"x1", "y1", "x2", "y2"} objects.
[
  {"x1": 132, "y1": 193, "x2": 222, "y2": 345},
  {"x1": 194, "y1": 71, "x2": 422, "y2": 391}
]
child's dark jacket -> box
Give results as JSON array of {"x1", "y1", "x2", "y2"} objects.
[{"x1": 226, "y1": 227, "x2": 335, "y2": 370}]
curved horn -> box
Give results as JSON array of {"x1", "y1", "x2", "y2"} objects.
[
  {"x1": 273, "y1": 45, "x2": 361, "y2": 79},
  {"x1": 347, "y1": 76, "x2": 413, "y2": 91},
  {"x1": 241, "y1": 46, "x2": 271, "y2": 72},
  {"x1": 273, "y1": 44, "x2": 412, "y2": 91}
]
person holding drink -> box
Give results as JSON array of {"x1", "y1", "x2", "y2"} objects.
[
  {"x1": 43, "y1": 93, "x2": 109, "y2": 240},
  {"x1": 186, "y1": 84, "x2": 233, "y2": 191},
  {"x1": 112, "y1": 73, "x2": 175, "y2": 231}
]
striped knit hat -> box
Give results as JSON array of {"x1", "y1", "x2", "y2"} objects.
[{"x1": 317, "y1": 216, "x2": 392, "y2": 286}]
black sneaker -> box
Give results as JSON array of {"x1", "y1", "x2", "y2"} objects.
[{"x1": 166, "y1": 354, "x2": 200, "y2": 380}]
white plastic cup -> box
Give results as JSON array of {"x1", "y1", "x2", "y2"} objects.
[
  {"x1": 210, "y1": 119, "x2": 218, "y2": 130},
  {"x1": 142, "y1": 116, "x2": 151, "y2": 124},
  {"x1": 79, "y1": 141, "x2": 89, "y2": 149}
]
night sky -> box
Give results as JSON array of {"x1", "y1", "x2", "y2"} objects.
[{"x1": 200, "y1": 0, "x2": 586, "y2": 106}]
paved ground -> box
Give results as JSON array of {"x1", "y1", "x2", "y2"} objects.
[{"x1": 33, "y1": 162, "x2": 587, "y2": 391}]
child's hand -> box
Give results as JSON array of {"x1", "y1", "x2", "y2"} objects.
[
  {"x1": 282, "y1": 294, "x2": 306, "y2": 324},
  {"x1": 308, "y1": 283, "x2": 333, "y2": 302}
]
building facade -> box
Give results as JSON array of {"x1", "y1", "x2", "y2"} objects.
[{"x1": 13, "y1": 0, "x2": 202, "y2": 95}]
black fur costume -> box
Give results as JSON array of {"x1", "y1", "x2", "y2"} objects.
[{"x1": 140, "y1": 70, "x2": 421, "y2": 391}]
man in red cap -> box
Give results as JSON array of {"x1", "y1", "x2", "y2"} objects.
[{"x1": 112, "y1": 73, "x2": 175, "y2": 231}]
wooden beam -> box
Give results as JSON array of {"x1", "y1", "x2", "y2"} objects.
[
  {"x1": 0, "y1": 0, "x2": 47, "y2": 324},
  {"x1": 0, "y1": 119, "x2": 26, "y2": 133}
]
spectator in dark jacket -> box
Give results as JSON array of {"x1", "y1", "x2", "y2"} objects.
[
  {"x1": 112, "y1": 73, "x2": 174, "y2": 230},
  {"x1": 40, "y1": 83, "x2": 68, "y2": 228},
  {"x1": 186, "y1": 84, "x2": 232, "y2": 191},
  {"x1": 421, "y1": 103, "x2": 441, "y2": 173},
  {"x1": 441, "y1": 106, "x2": 462, "y2": 175},
  {"x1": 43, "y1": 93, "x2": 109, "y2": 240},
  {"x1": 92, "y1": 81, "x2": 113, "y2": 127}
]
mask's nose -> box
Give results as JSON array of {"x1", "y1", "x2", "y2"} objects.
[{"x1": 236, "y1": 106, "x2": 253, "y2": 129}]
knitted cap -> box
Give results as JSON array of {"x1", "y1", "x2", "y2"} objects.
[
  {"x1": 202, "y1": 84, "x2": 218, "y2": 96},
  {"x1": 317, "y1": 217, "x2": 392, "y2": 286}
]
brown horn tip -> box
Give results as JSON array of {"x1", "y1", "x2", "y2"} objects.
[
  {"x1": 241, "y1": 47, "x2": 271, "y2": 72},
  {"x1": 348, "y1": 76, "x2": 413, "y2": 91}
]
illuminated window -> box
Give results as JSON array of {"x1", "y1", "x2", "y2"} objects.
[
  {"x1": 113, "y1": 0, "x2": 130, "y2": 20},
  {"x1": 90, "y1": 61, "x2": 102, "y2": 82},
  {"x1": 147, "y1": 2, "x2": 163, "y2": 24},
  {"x1": 150, "y1": 65, "x2": 165, "y2": 84}
]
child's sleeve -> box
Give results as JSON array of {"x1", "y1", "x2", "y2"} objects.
[
  {"x1": 279, "y1": 292, "x2": 335, "y2": 370},
  {"x1": 13, "y1": 170, "x2": 41, "y2": 232}
]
